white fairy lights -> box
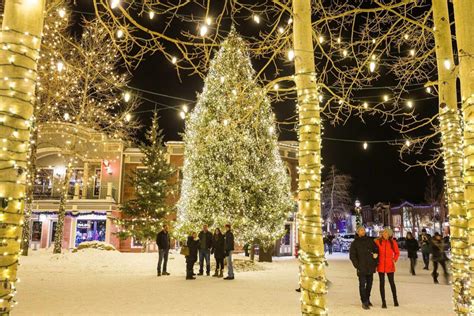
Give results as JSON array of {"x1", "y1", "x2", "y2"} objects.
[
  {"x1": 199, "y1": 25, "x2": 208, "y2": 37},
  {"x1": 110, "y1": 0, "x2": 120, "y2": 9},
  {"x1": 177, "y1": 30, "x2": 292, "y2": 252},
  {"x1": 288, "y1": 49, "x2": 295, "y2": 61}
]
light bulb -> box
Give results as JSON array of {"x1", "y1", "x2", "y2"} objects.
[
  {"x1": 278, "y1": 27, "x2": 284, "y2": 34},
  {"x1": 124, "y1": 92, "x2": 131, "y2": 102},
  {"x1": 342, "y1": 49, "x2": 348, "y2": 57},
  {"x1": 274, "y1": 83, "x2": 279, "y2": 90},
  {"x1": 383, "y1": 95, "x2": 389, "y2": 102},
  {"x1": 405, "y1": 140, "x2": 411, "y2": 147},
  {"x1": 116, "y1": 29, "x2": 124, "y2": 38},
  {"x1": 288, "y1": 50, "x2": 295, "y2": 61},
  {"x1": 171, "y1": 56, "x2": 177, "y2": 64},
  {"x1": 149, "y1": 11, "x2": 155, "y2": 20},
  {"x1": 369, "y1": 61, "x2": 376, "y2": 73},
  {"x1": 199, "y1": 25, "x2": 208, "y2": 37},
  {"x1": 64, "y1": 113, "x2": 70, "y2": 121},
  {"x1": 125, "y1": 113, "x2": 131, "y2": 122},
  {"x1": 110, "y1": 0, "x2": 120, "y2": 9},
  {"x1": 426, "y1": 87, "x2": 432, "y2": 93},
  {"x1": 56, "y1": 61, "x2": 64, "y2": 72},
  {"x1": 253, "y1": 15, "x2": 260, "y2": 24},
  {"x1": 406, "y1": 100, "x2": 413, "y2": 108},
  {"x1": 179, "y1": 111, "x2": 185, "y2": 120},
  {"x1": 182, "y1": 105, "x2": 188, "y2": 113},
  {"x1": 444, "y1": 59, "x2": 452, "y2": 70},
  {"x1": 58, "y1": 8, "x2": 66, "y2": 18},
  {"x1": 206, "y1": 17, "x2": 212, "y2": 26},
  {"x1": 363, "y1": 102, "x2": 368, "y2": 109},
  {"x1": 409, "y1": 49, "x2": 415, "y2": 57},
  {"x1": 363, "y1": 142, "x2": 368, "y2": 150}
]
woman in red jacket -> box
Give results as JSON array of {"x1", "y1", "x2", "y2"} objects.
[{"x1": 375, "y1": 227, "x2": 400, "y2": 308}]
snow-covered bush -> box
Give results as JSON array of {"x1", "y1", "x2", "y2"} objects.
[{"x1": 72, "y1": 241, "x2": 116, "y2": 252}]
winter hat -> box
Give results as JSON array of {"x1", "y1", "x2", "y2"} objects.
[{"x1": 383, "y1": 227, "x2": 394, "y2": 237}]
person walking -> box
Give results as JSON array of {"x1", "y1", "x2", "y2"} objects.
[
  {"x1": 198, "y1": 224, "x2": 213, "y2": 276},
  {"x1": 211, "y1": 228, "x2": 225, "y2": 278},
  {"x1": 224, "y1": 224, "x2": 235, "y2": 280},
  {"x1": 406, "y1": 232, "x2": 419, "y2": 275},
  {"x1": 375, "y1": 227, "x2": 400, "y2": 308},
  {"x1": 420, "y1": 228, "x2": 431, "y2": 270},
  {"x1": 185, "y1": 232, "x2": 199, "y2": 280},
  {"x1": 156, "y1": 224, "x2": 170, "y2": 276},
  {"x1": 327, "y1": 234, "x2": 334, "y2": 255},
  {"x1": 431, "y1": 232, "x2": 449, "y2": 284},
  {"x1": 349, "y1": 226, "x2": 379, "y2": 310}
]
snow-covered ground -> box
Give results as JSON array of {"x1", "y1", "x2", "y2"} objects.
[{"x1": 13, "y1": 250, "x2": 453, "y2": 315}]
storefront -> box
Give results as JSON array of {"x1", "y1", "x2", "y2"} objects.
[
  {"x1": 75, "y1": 215, "x2": 106, "y2": 246},
  {"x1": 29, "y1": 212, "x2": 107, "y2": 249}
]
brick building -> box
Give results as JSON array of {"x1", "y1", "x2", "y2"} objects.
[{"x1": 29, "y1": 125, "x2": 299, "y2": 255}]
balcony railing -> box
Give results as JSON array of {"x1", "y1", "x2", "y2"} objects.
[{"x1": 32, "y1": 183, "x2": 117, "y2": 201}]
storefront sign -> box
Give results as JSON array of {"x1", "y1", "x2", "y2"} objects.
[{"x1": 77, "y1": 222, "x2": 90, "y2": 229}]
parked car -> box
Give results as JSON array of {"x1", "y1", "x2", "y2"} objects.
[
  {"x1": 396, "y1": 237, "x2": 406, "y2": 249},
  {"x1": 338, "y1": 234, "x2": 355, "y2": 253}
]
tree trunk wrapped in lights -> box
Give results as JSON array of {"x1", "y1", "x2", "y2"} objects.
[
  {"x1": 453, "y1": 1, "x2": 474, "y2": 313},
  {"x1": 177, "y1": 29, "x2": 292, "y2": 252},
  {"x1": 53, "y1": 164, "x2": 72, "y2": 254},
  {"x1": 0, "y1": 0, "x2": 46, "y2": 312},
  {"x1": 20, "y1": 122, "x2": 38, "y2": 256},
  {"x1": 292, "y1": 0, "x2": 327, "y2": 314},
  {"x1": 432, "y1": 0, "x2": 469, "y2": 313}
]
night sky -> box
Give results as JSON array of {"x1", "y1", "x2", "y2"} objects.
[
  {"x1": 131, "y1": 52, "x2": 442, "y2": 206},
  {"x1": 72, "y1": 2, "x2": 443, "y2": 206}
]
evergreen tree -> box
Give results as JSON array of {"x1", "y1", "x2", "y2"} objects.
[
  {"x1": 115, "y1": 113, "x2": 174, "y2": 250},
  {"x1": 177, "y1": 29, "x2": 292, "y2": 252}
]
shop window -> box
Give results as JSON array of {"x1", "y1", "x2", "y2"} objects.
[
  {"x1": 281, "y1": 224, "x2": 291, "y2": 246},
  {"x1": 31, "y1": 221, "x2": 42, "y2": 242},
  {"x1": 75, "y1": 219, "x2": 106, "y2": 246}
]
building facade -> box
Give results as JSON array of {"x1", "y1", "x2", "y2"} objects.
[{"x1": 29, "y1": 125, "x2": 299, "y2": 255}]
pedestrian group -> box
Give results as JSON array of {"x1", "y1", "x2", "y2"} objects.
[
  {"x1": 155, "y1": 223, "x2": 236, "y2": 281},
  {"x1": 350, "y1": 225, "x2": 449, "y2": 310}
]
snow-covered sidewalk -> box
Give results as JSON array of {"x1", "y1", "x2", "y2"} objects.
[{"x1": 13, "y1": 250, "x2": 453, "y2": 315}]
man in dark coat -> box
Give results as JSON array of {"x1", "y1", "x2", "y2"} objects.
[
  {"x1": 349, "y1": 226, "x2": 379, "y2": 310},
  {"x1": 156, "y1": 224, "x2": 170, "y2": 276},
  {"x1": 185, "y1": 232, "x2": 200, "y2": 280},
  {"x1": 419, "y1": 228, "x2": 431, "y2": 270},
  {"x1": 198, "y1": 224, "x2": 213, "y2": 276},
  {"x1": 405, "y1": 232, "x2": 419, "y2": 275},
  {"x1": 431, "y1": 232, "x2": 449, "y2": 284},
  {"x1": 224, "y1": 224, "x2": 235, "y2": 280}
]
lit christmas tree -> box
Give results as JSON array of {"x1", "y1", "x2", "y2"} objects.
[
  {"x1": 115, "y1": 113, "x2": 175, "y2": 251},
  {"x1": 177, "y1": 29, "x2": 292, "y2": 254}
]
